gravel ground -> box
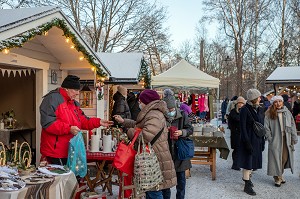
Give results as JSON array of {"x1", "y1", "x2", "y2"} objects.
[{"x1": 100, "y1": 119, "x2": 300, "y2": 199}]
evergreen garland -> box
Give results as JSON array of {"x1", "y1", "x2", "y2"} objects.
[{"x1": 0, "y1": 18, "x2": 107, "y2": 78}]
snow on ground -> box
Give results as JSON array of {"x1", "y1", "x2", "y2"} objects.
[{"x1": 101, "y1": 118, "x2": 300, "y2": 199}]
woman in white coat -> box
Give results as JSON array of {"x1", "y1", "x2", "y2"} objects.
[{"x1": 264, "y1": 95, "x2": 298, "y2": 187}]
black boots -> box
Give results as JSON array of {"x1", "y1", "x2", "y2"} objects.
[
  {"x1": 243, "y1": 178, "x2": 254, "y2": 187},
  {"x1": 244, "y1": 180, "x2": 256, "y2": 196}
]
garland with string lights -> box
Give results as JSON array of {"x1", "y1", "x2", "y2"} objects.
[
  {"x1": 139, "y1": 58, "x2": 151, "y2": 88},
  {"x1": 0, "y1": 18, "x2": 107, "y2": 78}
]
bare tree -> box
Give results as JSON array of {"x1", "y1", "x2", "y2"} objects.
[{"x1": 1, "y1": 0, "x2": 171, "y2": 76}]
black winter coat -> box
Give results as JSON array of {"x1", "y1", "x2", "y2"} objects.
[
  {"x1": 228, "y1": 106, "x2": 241, "y2": 149},
  {"x1": 167, "y1": 109, "x2": 194, "y2": 172},
  {"x1": 112, "y1": 91, "x2": 131, "y2": 124},
  {"x1": 237, "y1": 103, "x2": 265, "y2": 170},
  {"x1": 127, "y1": 93, "x2": 140, "y2": 121}
]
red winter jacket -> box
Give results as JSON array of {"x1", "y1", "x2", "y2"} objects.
[{"x1": 40, "y1": 88, "x2": 101, "y2": 158}]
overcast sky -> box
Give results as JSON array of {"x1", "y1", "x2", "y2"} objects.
[{"x1": 156, "y1": 0, "x2": 214, "y2": 49}]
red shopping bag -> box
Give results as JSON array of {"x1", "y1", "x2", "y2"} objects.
[{"x1": 112, "y1": 128, "x2": 142, "y2": 175}]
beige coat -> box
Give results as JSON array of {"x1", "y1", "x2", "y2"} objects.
[{"x1": 123, "y1": 100, "x2": 177, "y2": 191}]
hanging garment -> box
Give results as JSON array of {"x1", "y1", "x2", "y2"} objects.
[
  {"x1": 204, "y1": 94, "x2": 209, "y2": 112},
  {"x1": 198, "y1": 94, "x2": 205, "y2": 113}
]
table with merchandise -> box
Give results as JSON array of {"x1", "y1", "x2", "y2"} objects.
[
  {"x1": 0, "y1": 165, "x2": 78, "y2": 199},
  {"x1": 190, "y1": 134, "x2": 229, "y2": 180}
]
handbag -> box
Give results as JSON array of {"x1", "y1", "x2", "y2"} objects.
[
  {"x1": 112, "y1": 128, "x2": 142, "y2": 176},
  {"x1": 134, "y1": 134, "x2": 164, "y2": 193},
  {"x1": 245, "y1": 107, "x2": 266, "y2": 138},
  {"x1": 67, "y1": 132, "x2": 87, "y2": 177},
  {"x1": 175, "y1": 138, "x2": 195, "y2": 160}
]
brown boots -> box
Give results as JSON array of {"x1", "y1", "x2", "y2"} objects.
[{"x1": 274, "y1": 176, "x2": 286, "y2": 187}]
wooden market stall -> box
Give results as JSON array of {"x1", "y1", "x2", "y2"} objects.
[
  {"x1": 0, "y1": 6, "x2": 110, "y2": 165},
  {"x1": 97, "y1": 52, "x2": 150, "y2": 120},
  {"x1": 266, "y1": 66, "x2": 300, "y2": 131}
]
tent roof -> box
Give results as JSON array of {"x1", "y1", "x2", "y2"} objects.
[
  {"x1": 266, "y1": 66, "x2": 300, "y2": 84},
  {"x1": 152, "y1": 59, "x2": 219, "y2": 88}
]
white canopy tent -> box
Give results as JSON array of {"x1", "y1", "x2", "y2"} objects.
[
  {"x1": 152, "y1": 59, "x2": 220, "y2": 122},
  {"x1": 151, "y1": 59, "x2": 219, "y2": 89}
]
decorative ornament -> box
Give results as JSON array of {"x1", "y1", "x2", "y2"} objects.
[
  {"x1": 18, "y1": 142, "x2": 32, "y2": 169},
  {"x1": 0, "y1": 142, "x2": 6, "y2": 166}
]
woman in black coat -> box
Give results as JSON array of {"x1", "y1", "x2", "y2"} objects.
[
  {"x1": 228, "y1": 96, "x2": 246, "y2": 170},
  {"x1": 126, "y1": 92, "x2": 140, "y2": 121},
  {"x1": 238, "y1": 89, "x2": 265, "y2": 196},
  {"x1": 112, "y1": 86, "x2": 131, "y2": 126}
]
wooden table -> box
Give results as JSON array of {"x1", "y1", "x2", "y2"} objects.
[
  {"x1": 85, "y1": 151, "x2": 115, "y2": 195},
  {"x1": 191, "y1": 135, "x2": 229, "y2": 180}
]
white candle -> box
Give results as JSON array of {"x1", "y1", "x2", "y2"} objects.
[
  {"x1": 103, "y1": 135, "x2": 112, "y2": 153},
  {"x1": 90, "y1": 135, "x2": 100, "y2": 152}
]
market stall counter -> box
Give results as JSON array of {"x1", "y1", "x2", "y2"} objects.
[{"x1": 190, "y1": 134, "x2": 229, "y2": 180}]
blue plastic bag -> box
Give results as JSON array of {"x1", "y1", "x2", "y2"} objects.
[{"x1": 67, "y1": 132, "x2": 87, "y2": 177}]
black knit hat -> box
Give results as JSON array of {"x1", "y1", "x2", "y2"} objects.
[{"x1": 61, "y1": 75, "x2": 80, "y2": 89}]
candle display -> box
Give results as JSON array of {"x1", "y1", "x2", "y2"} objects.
[{"x1": 0, "y1": 142, "x2": 6, "y2": 166}]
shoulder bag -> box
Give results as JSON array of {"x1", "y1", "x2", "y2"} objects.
[
  {"x1": 134, "y1": 128, "x2": 164, "y2": 193},
  {"x1": 175, "y1": 137, "x2": 195, "y2": 160},
  {"x1": 112, "y1": 128, "x2": 142, "y2": 176},
  {"x1": 245, "y1": 107, "x2": 266, "y2": 138}
]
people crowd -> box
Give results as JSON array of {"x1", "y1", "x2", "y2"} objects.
[
  {"x1": 225, "y1": 89, "x2": 299, "y2": 196},
  {"x1": 40, "y1": 77, "x2": 299, "y2": 198}
]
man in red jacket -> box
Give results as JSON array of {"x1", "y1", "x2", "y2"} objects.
[{"x1": 40, "y1": 75, "x2": 113, "y2": 165}]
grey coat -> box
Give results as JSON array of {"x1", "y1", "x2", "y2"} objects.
[
  {"x1": 167, "y1": 108, "x2": 194, "y2": 172},
  {"x1": 264, "y1": 106, "x2": 298, "y2": 176}
]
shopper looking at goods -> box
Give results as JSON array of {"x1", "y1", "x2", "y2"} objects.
[
  {"x1": 162, "y1": 89, "x2": 193, "y2": 199},
  {"x1": 113, "y1": 89, "x2": 176, "y2": 199}
]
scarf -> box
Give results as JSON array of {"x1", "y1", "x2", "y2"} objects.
[{"x1": 277, "y1": 106, "x2": 292, "y2": 127}]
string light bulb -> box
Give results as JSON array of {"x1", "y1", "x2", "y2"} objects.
[
  {"x1": 2, "y1": 49, "x2": 9, "y2": 54},
  {"x1": 65, "y1": 38, "x2": 70, "y2": 43},
  {"x1": 79, "y1": 56, "x2": 84, "y2": 61},
  {"x1": 70, "y1": 45, "x2": 75, "y2": 49},
  {"x1": 43, "y1": 31, "x2": 48, "y2": 36},
  {"x1": 91, "y1": 67, "x2": 95, "y2": 71}
]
